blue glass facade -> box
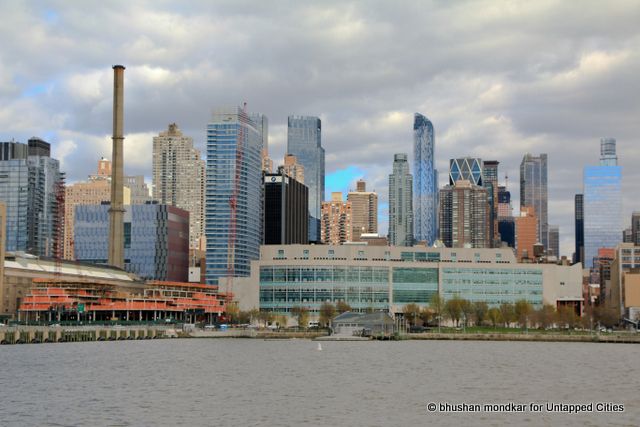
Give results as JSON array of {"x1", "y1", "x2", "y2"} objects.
[
  {"x1": 520, "y1": 153, "x2": 548, "y2": 250},
  {"x1": 413, "y1": 113, "x2": 437, "y2": 245},
  {"x1": 206, "y1": 108, "x2": 263, "y2": 284},
  {"x1": 75, "y1": 204, "x2": 189, "y2": 281},
  {"x1": 0, "y1": 140, "x2": 63, "y2": 256},
  {"x1": 287, "y1": 116, "x2": 324, "y2": 243},
  {"x1": 583, "y1": 166, "x2": 622, "y2": 268}
]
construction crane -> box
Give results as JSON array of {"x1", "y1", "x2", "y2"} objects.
[{"x1": 225, "y1": 103, "x2": 247, "y2": 321}]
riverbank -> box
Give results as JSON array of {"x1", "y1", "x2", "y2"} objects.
[{"x1": 407, "y1": 331, "x2": 640, "y2": 344}]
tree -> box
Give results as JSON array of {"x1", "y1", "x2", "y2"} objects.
[
  {"x1": 404, "y1": 303, "x2": 422, "y2": 326},
  {"x1": 419, "y1": 307, "x2": 434, "y2": 326},
  {"x1": 460, "y1": 299, "x2": 474, "y2": 327},
  {"x1": 225, "y1": 302, "x2": 239, "y2": 324},
  {"x1": 473, "y1": 301, "x2": 489, "y2": 326},
  {"x1": 248, "y1": 308, "x2": 260, "y2": 325},
  {"x1": 594, "y1": 305, "x2": 619, "y2": 328},
  {"x1": 514, "y1": 300, "x2": 533, "y2": 328},
  {"x1": 487, "y1": 307, "x2": 502, "y2": 328},
  {"x1": 445, "y1": 297, "x2": 463, "y2": 327},
  {"x1": 319, "y1": 302, "x2": 336, "y2": 328},
  {"x1": 556, "y1": 305, "x2": 579, "y2": 329},
  {"x1": 429, "y1": 293, "x2": 445, "y2": 328},
  {"x1": 236, "y1": 310, "x2": 251, "y2": 324},
  {"x1": 535, "y1": 305, "x2": 556, "y2": 329},
  {"x1": 335, "y1": 301, "x2": 352, "y2": 314},
  {"x1": 291, "y1": 306, "x2": 309, "y2": 328},
  {"x1": 499, "y1": 302, "x2": 515, "y2": 327},
  {"x1": 258, "y1": 310, "x2": 274, "y2": 327}
]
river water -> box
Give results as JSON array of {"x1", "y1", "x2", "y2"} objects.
[{"x1": 1, "y1": 339, "x2": 638, "y2": 426}]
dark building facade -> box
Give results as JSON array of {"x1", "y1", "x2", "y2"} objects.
[
  {"x1": 498, "y1": 219, "x2": 515, "y2": 248},
  {"x1": 264, "y1": 173, "x2": 309, "y2": 245},
  {"x1": 574, "y1": 194, "x2": 584, "y2": 264},
  {"x1": 74, "y1": 203, "x2": 189, "y2": 281}
]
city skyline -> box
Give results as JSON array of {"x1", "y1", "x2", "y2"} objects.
[{"x1": 0, "y1": 1, "x2": 639, "y2": 257}]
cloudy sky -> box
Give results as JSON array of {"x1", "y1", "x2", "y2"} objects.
[{"x1": 1, "y1": 0, "x2": 639, "y2": 256}]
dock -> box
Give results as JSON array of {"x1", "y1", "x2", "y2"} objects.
[{"x1": 0, "y1": 325, "x2": 177, "y2": 345}]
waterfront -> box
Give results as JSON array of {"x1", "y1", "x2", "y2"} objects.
[{"x1": 1, "y1": 340, "x2": 639, "y2": 426}]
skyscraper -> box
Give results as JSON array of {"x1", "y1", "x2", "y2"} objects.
[
  {"x1": 389, "y1": 153, "x2": 413, "y2": 247},
  {"x1": 413, "y1": 113, "x2": 437, "y2": 245},
  {"x1": 548, "y1": 225, "x2": 560, "y2": 257},
  {"x1": 497, "y1": 185, "x2": 515, "y2": 248},
  {"x1": 574, "y1": 194, "x2": 584, "y2": 264},
  {"x1": 483, "y1": 160, "x2": 499, "y2": 247},
  {"x1": 0, "y1": 139, "x2": 64, "y2": 257},
  {"x1": 124, "y1": 175, "x2": 151, "y2": 204},
  {"x1": 321, "y1": 192, "x2": 352, "y2": 245},
  {"x1": 449, "y1": 157, "x2": 483, "y2": 185},
  {"x1": 520, "y1": 153, "x2": 548, "y2": 249},
  {"x1": 206, "y1": 107, "x2": 263, "y2": 284},
  {"x1": 263, "y1": 172, "x2": 308, "y2": 245},
  {"x1": 439, "y1": 180, "x2": 490, "y2": 248},
  {"x1": 250, "y1": 113, "x2": 272, "y2": 174},
  {"x1": 583, "y1": 138, "x2": 622, "y2": 268},
  {"x1": 152, "y1": 123, "x2": 205, "y2": 248},
  {"x1": 287, "y1": 116, "x2": 324, "y2": 243},
  {"x1": 347, "y1": 179, "x2": 378, "y2": 242}
]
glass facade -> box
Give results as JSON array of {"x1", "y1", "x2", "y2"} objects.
[
  {"x1": 287, "y1": 116, "x2": 324, "y2": 243},
  {"x1": 520, "y1": 153, "x2": 548, "y2": 250},
  {"x1": 413, "y1": 113, "x2": 437, "y2": 245},
  {"x1": 0, "y1": 140, "x2": 63, "y2": 256},
  {"x1": 206, "y1": 108, "x2": 263, "y2": 283},
  {"x1": 388, "y1": 153, "x2": 413, "y2": 246},
  {"x1": 583, "y1": 166, "x2": 622, "y2": 268},
  {"x1": 259, "y1": 265, "x2": 390, "y2": 313},
  {"x1": 75, "y1": 204, "x2": 189, "y2": 281},
  {"x1": 441, "y1": 267, "x2": 543, "y2": 307},
  {"x1": 574, "y1": 194, "x2": 584, "y2": 264},
  {"x1": 392, "y1": 267, "x2": 438, "y2": 304}
]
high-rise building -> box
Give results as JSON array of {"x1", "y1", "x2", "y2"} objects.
[
  {"x1": 516, "y1": 206, "x2": 538, "y2": 261},
  {"x1": 483, "y1": 160, "x2": 499, "y2": 247},
  {"x1": 206, "y1": 107, "x2": 263, "y2": 284},
  {"x1": 583, "y1": 138, "x2": 622, "y2": 268},
  {"x1": 439, "y1": 180, "x2": 490, "y2": 248},
  {"x1": 0, "y1": 202, "x2": 6, "y2": 317},
  {"x1": 631, "y1": 212, "x2": 640, "y2": 246},
  {"x1": 0, "y1": 139, "x2": 64, "y2": 257},
  {"x1": 263, "y1": 172, "x2": 308, "y2": 245},
  {"x1": 449, "y1": 157, "x2": 483, "y2": 185},
  {"x1": 497, "y1": 185, "x2": 515, "y2": 248},
  {"x1": 548, "y1": 225, "x2": 560, "y2": 257},
  {"x1": 251, "y1": 113, "x2": 272, "y2": 174},
  {"x1": 520, "y1": 153, "x2": 548, "y2": 250},
  {"x1": 152, "y1": 123, "x2": 205, "y2": 248},
  {"x1": 280, "y1": 154, "x2": 305, "y2": 184},
  {"x1": 74, "y1": 203, "x2": 189, "y2": 281},
  {"x1": 347, "y1": 179, "x2": 378, "y2": 242},
  {"x1": 287, "y1": 116, "x2": 324, "y2": 243},
  {"x1": 64, "y1": 159, "x2": 132, "y2": 259},
  {"x1": 388, "y1": 153, "x2": 413, "y2": 247},
  {"x1": 413, "y1": 113, "x2": 437, "y2": 245},
  {"x1": 574, "y1": 194, "x2": 584, "y2": 264},
  {"x1": 623, "y1": 228, "x2": 633, "y2": 243},
  {"x1": 124, "y1": 175, "x2": 151, "y2": 204},
  {"x1": 321, "y1": 192, "x2": 352, "y2": 245},
  {"x1": 497, "y1": 186, "x2": 512, "y2": 218}
]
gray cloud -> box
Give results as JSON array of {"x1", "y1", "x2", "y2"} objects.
[{"x1": 0, "y1": 0, "x2": 639, "y2": 257}]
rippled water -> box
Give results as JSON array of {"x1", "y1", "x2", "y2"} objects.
[{"x1": 1, "y1": 339, "x2": 639, "y2": 426}]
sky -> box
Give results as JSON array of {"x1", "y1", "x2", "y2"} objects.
[{"x1": 1, "y1": 0, "x2": 639, "y2": 257}]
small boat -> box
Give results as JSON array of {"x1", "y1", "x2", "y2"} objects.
[{"x1": 317, "y1": 343, "x2": 322, "y2": 351}]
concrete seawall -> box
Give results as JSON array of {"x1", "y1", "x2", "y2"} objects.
[{"x1": 408, "y1": 332, "x2": 640, "y2": 344}]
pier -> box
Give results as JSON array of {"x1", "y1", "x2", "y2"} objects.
[{"x1": 0, "y1": 325, "x2": 177, "y2": 345}]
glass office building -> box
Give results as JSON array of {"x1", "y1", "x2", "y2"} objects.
[
  {"x1": 584, "y1": 166, "x2": 622, "y2": 268},
  {"x1": 388, "y1": 153, "x2": 413, "y2": 246},
  {"x1": 0, "y1": 139, "x2": 64, "y2": 256},
  {"x1": 74, "y1": 203, "x2": 189, "y2": 281},
  {"x1": 413, "y1": 113, "x2": 438, "y2": 245},
  {"x1": 287, "y1": 116, "x2": 324, "y2": 243},
  {"x1": 206, "y1": 107, "x2": 263, "y2": 284},
  {"x1": 520, "y1": 153, "x2": 548, "y2": 250}
]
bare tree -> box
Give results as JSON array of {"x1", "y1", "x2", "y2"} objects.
[
  {"x1": 404, "y1": 303, "x2": 422, "y2": 326},
  {"x1": 319, "y1": 302, "x2": 336, "y2": 328},
  {"x1": 473, "y1": 301, "x2": 489, "y2": 326}
]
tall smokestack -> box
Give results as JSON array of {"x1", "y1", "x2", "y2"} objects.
[{"x1": 108, "y1": 65, "x2": 125, "y2": 268}]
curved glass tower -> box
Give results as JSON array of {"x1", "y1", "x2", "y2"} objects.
[{"x1": 413, "y1": 113, "x2": 437, "y2": 245}]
